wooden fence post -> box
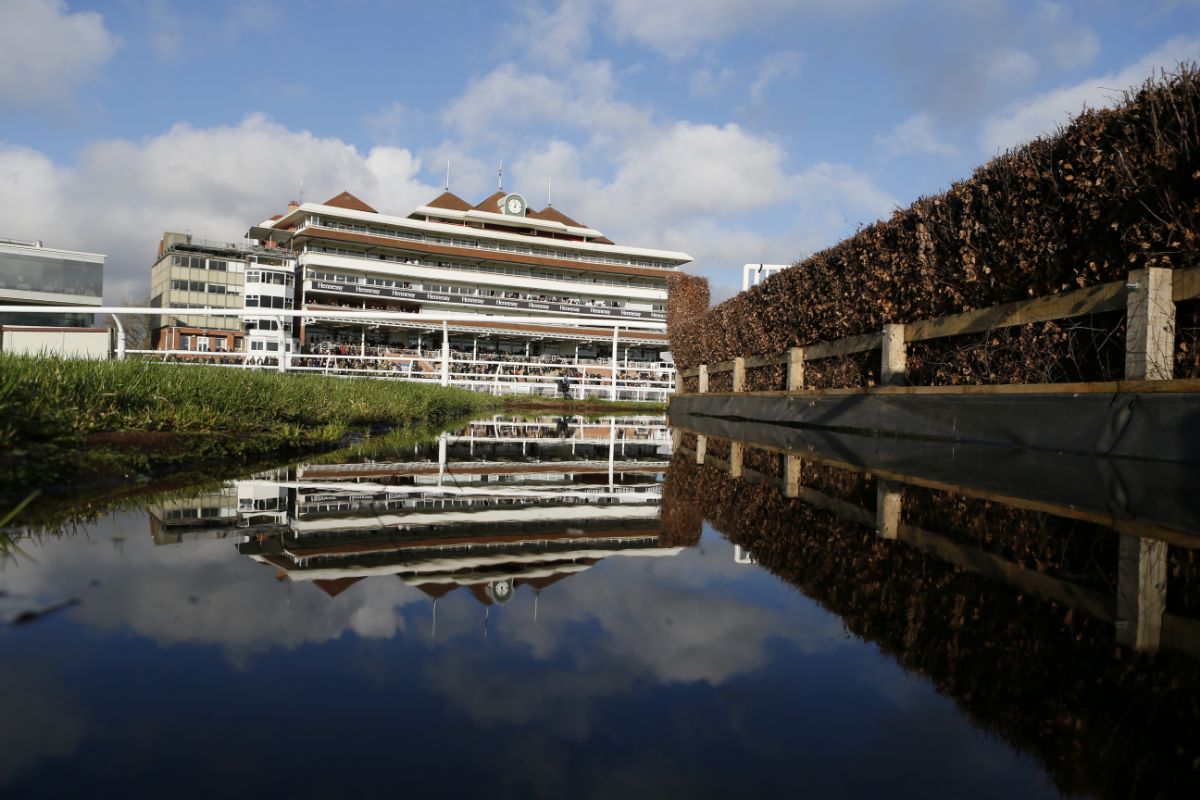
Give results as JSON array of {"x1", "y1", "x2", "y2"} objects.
[
  {"x1": 876, "y1": 479, "x2": 902, "y2": 539},
  {"x1": 783, "y1": 454, "x2": 802, "y2": 497},
  {"x1": 733, "y1": 357, "x2": 746, "y2": 392},
  {"x1": 1125, "y1": 267, "x2": 1175, "y2": 381},
  {"x1": 1116, "y1": 534, "x2": 1167, "y2": 651},
  {"x1": 695, "y1": 434, "x2": 706, "y2": 464},
  {"x1": 730, "y1": 441, "x2": 743, "y2": 478},
  {"x1": 698, "y1": 364, "x2": 709, "y2": 393},
  {"x1": 787, "y1": 347, "x2": 805, "y2": 391},
  {"x1": 881, "y1": 324, "x2": 906, "y2": 386}
]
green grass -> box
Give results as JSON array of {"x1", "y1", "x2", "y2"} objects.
[
  {"x1": 0, "y1": 354, "x2": 497, "y2": 447},
  {"x1": 0, "y1": 354, "x2": 499, "y2": 497}
]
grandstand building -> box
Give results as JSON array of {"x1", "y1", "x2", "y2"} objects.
[{"x1": 247, "y1": 188, "x2": 691, "y2": 398}]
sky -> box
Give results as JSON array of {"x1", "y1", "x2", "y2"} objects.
[{"x1": 0, "y1": 0, "x2": 1197, "y2": 303}]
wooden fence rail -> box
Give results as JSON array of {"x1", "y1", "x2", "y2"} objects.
[{"x1": 678, "y1": 265, "x2": 1200, "y2": 391}]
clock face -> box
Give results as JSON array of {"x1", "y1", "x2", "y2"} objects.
[{"x1": 501, "y1": 193, "x2": 526, "y2": 216}]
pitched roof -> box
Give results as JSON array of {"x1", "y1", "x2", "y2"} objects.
[
  {"x1": 413, "y1": 582, "x2": 457, "y2": 599},
  {"x1": 535, "y1": 205, "x2": 586, "y2": 228},
  {"x1": 322, "y1": 191, "x2": 377, "y2": 213},
  {"x1": 425, "y1": 191, "x2": 473, "y2": 212},
  {"x1": 473, "y1": 190, "x2": 507, "y2": 212},
  {"x1": 312, "y1": 577, "x2": 364, "y2": 597}
]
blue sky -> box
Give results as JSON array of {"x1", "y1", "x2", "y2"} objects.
[{"x1": 1, "y1": 0, "x2": 1197, "y2": 302}]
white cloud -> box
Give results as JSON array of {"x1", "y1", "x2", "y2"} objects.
[
  {"x1": 442, "y1": 53, "x2": 894, "y2": 293},
  {"x1": 0, "y1": 0, "x2": 118, "y2": 110},
  {"x1": 748, "y1": 50, "x2": 804, "y2": 106},
  {"x1": 874, "y1": 113, "x2": 959, "y2": 158},
  {"x1": 604, "y1": 0, "x2": 890, "y2": 59},
  {"x1": 981, "y1": 35, "x2": 1200, "y2": 154},
  {"x1": 0, "y1": 115, "x2": 440, "y2": 302},
  {"x1": 508, "y1": 0, "x2": 594, "y2": 67},
  {"x1": 986, "y1": 48, "x2": 1038, "y2": 85},
  {"x1": 442, "y1": 60, "x2": 651, "y2": 142},
  {"x1": 688, "y1": 65, "x2": 735, "y2": 98},
  {"x1": 1032, "y1": 2, "x2": 1100, "y2": 69}
]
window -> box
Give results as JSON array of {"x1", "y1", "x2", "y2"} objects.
[{"x1": 207, "y1": 284, "x2": 226, "y2": 294}]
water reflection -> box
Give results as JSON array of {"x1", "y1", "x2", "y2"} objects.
[
  {"x1": 2, "y1": 413, "x2": 1197, "y2": 797},
  {"x1": 668, "y1": 411, "x2": 1200, "y2": 798},
  {"x1": 147, "y1": 415, "x2": 685, "y2": 616}
]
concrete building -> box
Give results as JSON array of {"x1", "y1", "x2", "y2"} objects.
[
  {"x1": 0, "y1": 236, "x2": 107, "y2": 357},
  {"x1": 0, "y1": 237, "x2": 104, "y2": 327},
  {"x1": 149, "y1": 231, "x2": 297, "y2": 354}
]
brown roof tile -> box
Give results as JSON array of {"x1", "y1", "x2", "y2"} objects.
[
  {"x1": 536, "y1": 206, "x2": 586, "y2": 228},
  {"x1": 473, "y1": 190, "x2": 507, "y2": 212},
  {"x1": 322, "y1": 191, "x2": 377, "y2": 213},
  {"x1": 312, "y1": 577, "x2": 364, "y2": 597},
  {"x1": 424, "y1": 191, "x2": 473, "y2": 212}
]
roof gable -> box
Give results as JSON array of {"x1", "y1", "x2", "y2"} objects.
[
  {"x1": 424, "y1": 191, "x2": 473, "y2": 212},
  {"x1": 473, "y1": 190, "x2": 507, "y2": 212},
  {"x1": 535, "y1": 206, "x2": 586, "y2": 228},
  {"x1": 322, "y1": 191, "x2": 377, "y2": 213}
]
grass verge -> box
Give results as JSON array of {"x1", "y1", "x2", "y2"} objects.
[{"x1": 0, "y1": 354, "x2": 498, "y2": 502}]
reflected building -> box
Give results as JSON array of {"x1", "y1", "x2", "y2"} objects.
[{"x1": 149, "y1": 416, "x2": 685, "y2": 608}]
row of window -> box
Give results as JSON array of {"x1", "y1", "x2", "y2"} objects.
[
  {"x1": 172, "y1": 255, "x2": 239, "y2": 272},
  {"x1": 246, "y1": 270, "x2": 294, "y2": 286},
  {"x1": 306, "y1": 269, "x2": 661, "y2": 311},
  {"x1": 304, "y1": 244, "x2": 661, "y2": 290},
  {"x1": 245, "y1": 295, "x2": 294, "y2": 309},
  {"x1": 170, "y1": 279, "x2": 242, "y2": 295},
  {"x1": 305, "y1": 216, "x2": 676, "y2": 270}
]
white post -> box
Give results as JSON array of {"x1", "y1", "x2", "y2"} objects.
[
  {"x1": 608, "y1": 417, "x2": 616, "y2": 490},
  {"x1": 472, "y1": 337, "x2": 477, "y2": 361},
  {"x1": 276, "y1": 317, "x2": 286, "y2": 372},
  {"x1": 111, "y1": 314, "x2": 127, "y2": 360},
  {"x1": 610, "y1": 326, "x2": 619, "y2": 401},
  {"x1": 440, "y1": 321, "x2": 450, "y2": 387},
  {"x1": 437, "y1": 433, "x2": 447, "y2": 487},
  {"x1": 360, "y1": 328, "x2": 366, "y2": 358}
]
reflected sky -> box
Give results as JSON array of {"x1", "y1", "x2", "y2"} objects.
[{"x1": 1, "y1": 417, "x2": 1071, "y2": 799}]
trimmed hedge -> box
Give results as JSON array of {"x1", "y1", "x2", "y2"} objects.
[{"x1": 670, "y1": 67, "x2": 1200, "y2": 386}]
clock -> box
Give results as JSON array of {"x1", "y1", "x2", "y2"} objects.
[{"x1": 501, "y1": 193, "x2": 527, "y2": 217}]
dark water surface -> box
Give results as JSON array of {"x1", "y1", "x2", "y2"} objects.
[{"x1": 2, "y1": 415, "x2": 1197, "y2": 799}]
